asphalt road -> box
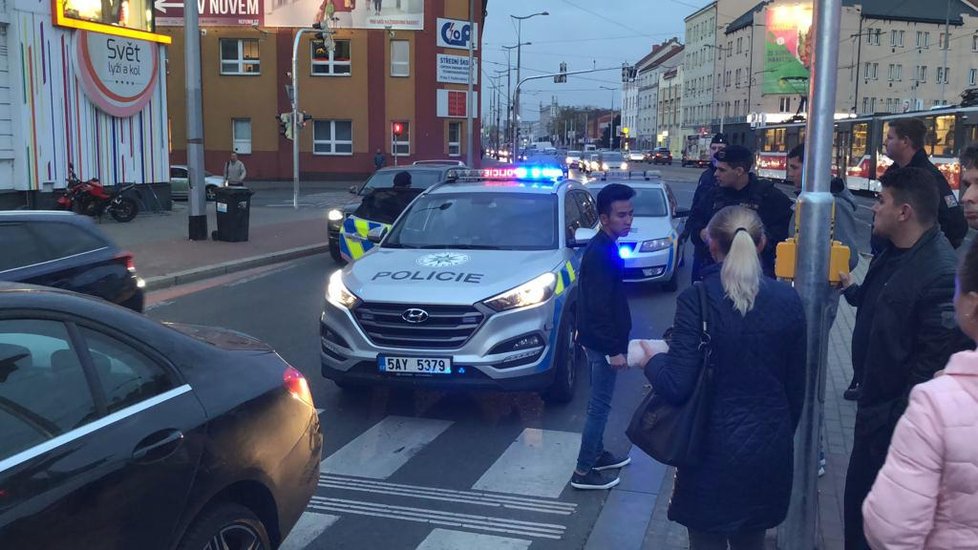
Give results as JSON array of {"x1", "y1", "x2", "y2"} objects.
[{"x1": 144, "y1": 165, "x2": 877, "y2": 549}]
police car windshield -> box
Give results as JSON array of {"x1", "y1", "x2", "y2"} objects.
[
  {"x1": 362, "y1": 171, "x2": 444, "y2": 194},
  {"x1": 592, "y1": 186, "x2": 668, "y2": 217},
  {"x1": 384, "y1": 192, "x2": 559, "y2": 250}
]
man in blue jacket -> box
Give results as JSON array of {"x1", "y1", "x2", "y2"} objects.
[{"x1": 572, "y1": 183, "x2": 634, "y2": 490}]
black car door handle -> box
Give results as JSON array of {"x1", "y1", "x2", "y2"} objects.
[{"x1": 132, "y1": 429, "x2": 184, "y2": 462}]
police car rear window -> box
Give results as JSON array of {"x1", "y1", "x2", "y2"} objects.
[
  {"x1": 362, "y1": 171, "x2": 444, "y2": 192},
  {"x1": 384, "y1": 193, "x2": 558, "y2": 251}
]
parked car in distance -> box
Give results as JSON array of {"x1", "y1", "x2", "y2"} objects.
[
  {"x1": 628, "y1": 150, "x2": 646, "y2": 162},
  {"x1": 169, "y1": 165, "x2": 226, "y2": 201},
  {"x1": 0, "y1": 283, "x2": 323, "y2": 550},
  {"x1": 0, "y1": 211, "x2": 145, "y2": 312},
  {"x1": 412, "y1": 160, "x2": 467, "y2": 167},
  {"x1": 649, "y1": 147, "x2": 674, "y2": 165}
]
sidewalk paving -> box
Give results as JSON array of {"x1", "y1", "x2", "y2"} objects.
[
  {"x1": 639, "y1": 260, "x2": 867, "y2": 550},
  {"x1": 96, "y1": 191, "x2": 351, "y2": 289}
]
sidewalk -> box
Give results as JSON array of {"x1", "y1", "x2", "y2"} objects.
[
  {"x1": 96, "y1": 190, "x2": 352, "y2": 289},
  {"x1": 638, "y1": 261, "x2": 867, "y2": 550}
]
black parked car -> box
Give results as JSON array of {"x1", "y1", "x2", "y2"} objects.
[
  {"x1": 0, "y1": 211, "x2": 144, "y2": 312},
  {"x1": 0, "y1": 284, "x2": 323, "y2": 549},
  {"x1": 648, "y1": 147, "x2": 674, "y2": 165}
]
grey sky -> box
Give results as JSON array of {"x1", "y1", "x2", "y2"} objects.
[{"x1": 481, "y1": 0, "x2": 708, "y2": 120}]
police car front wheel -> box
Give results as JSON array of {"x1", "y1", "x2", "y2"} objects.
[{"x1": 542, "y1": 310, "x2": 581, "y2": 404}]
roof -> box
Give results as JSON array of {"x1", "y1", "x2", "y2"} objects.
[
  {"x1": 0, "y1": 210, "x2": 91, "y2": 223},
  {"x1": 726, "y1": 1, "x2": 770, "y2": 34},
  {"x1": 589, "y1": 179, "x2": 667, "y2": 189},
  {"x1": 429, "y1": 178, "x2": 579, "y2": 195}
]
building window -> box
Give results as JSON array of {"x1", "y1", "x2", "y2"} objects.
[
  {"x1": 937, "y1": 67, "x2": 950, "y2": 84},
  {"x1": 232, "y1": 119, "x2": 252, "y2": 155},
  {"x1": 891, "y1": 30, "x2": 904, "y2": 47},
  {"x1": 867, "y1": 28, "x2": 880, "y2": 45},
  {"x1": 779, "y1": 97, "x2": 791, "y2": 113},
  {"x1": 313, "y1": 120, "x2": 353, "y2": 155},
  {"x1": 312, "y1": 39, "x2": 351, "y2": 76},
  {"x1": 392, "y1": 120, "x2": 410, "y2": 156},
  {"x1": 970, "y1": 68, "x2": 977, "y2": 86},
  {"x1": 447, "y1": 122, "x2": 462, "y2": 157},
  {"x1": 736, "y1": 37, "x2": 743, "y2": 53},
  {"x1": 973, "y1": 34, "x2": 978, "y2": 52},
  {"x1": 735, "y1": 68, "x2": 742, "y2": 86},
  {"x1": 888, "y1": 64, "x2": 902, "y2": 81},
  {"x1": 220, "y1": 39, "x2": 260, "y2": 75},
  {"x1": 917, "y1": 31, "x2": 930, "y2": 48},
  {"x1": 727, "y1": 41, "x2": 732, "y2": 56},
  {"x1": 391, "y1": 40, "x2": 410, "y2": 77},
  {"x1": 862, "y1": 97, "x2": 869, "y2": 113},
  {"x1": 864, "y1": 62, "x2": 878, "y2": 80},
  {"x1": 870, "y1": 97, "x2": 877, "y2": 112},
  {"x1": 939, "y1": 33, "x2": 950, "y2": 49}
]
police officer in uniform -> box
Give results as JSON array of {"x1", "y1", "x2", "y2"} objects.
[
  {"x1": 688, "y1": 133, "x2": 727, "y2": 281},
  {"x1": 355, "y1": 171, "x2": 416, "y2": 224},
  {"x1": 686, "y1": 145, "x2": 794, "y2": 278}
]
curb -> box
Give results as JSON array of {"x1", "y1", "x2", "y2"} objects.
[{"x1": 143, "y1": 243, "x2": 329, "y2": 291}]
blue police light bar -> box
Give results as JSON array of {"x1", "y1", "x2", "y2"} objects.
[{"x1": 452, "y1": 166, "x2": 565, "y2": 181}]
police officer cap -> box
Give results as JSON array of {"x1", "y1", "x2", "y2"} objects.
[
  {"x1": 393, "y1": 171, "x2": 412, "y2": 187},
  {"x1": 715, "y1": 144, "x2": 752, "y2": 164},
  {"x1": 711, "y1": 133, "x2": 727, "y2": 145}
]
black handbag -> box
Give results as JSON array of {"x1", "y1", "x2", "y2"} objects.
[{"x1": 626, "y1": 281, "x2": 715, "y2": 467}]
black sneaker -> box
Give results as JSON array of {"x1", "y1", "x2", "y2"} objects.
[
  {"x1": 843, "y1": 383, "x2": 862, "y2": 401},
  {"x1": 593, "y1": 450, "x2": 631, "y2": 471},
  {"x1": 571, "y1": 469, "x2": 620, "y2": 490}
]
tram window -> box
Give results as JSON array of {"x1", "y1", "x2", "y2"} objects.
[
  {"x1": 849, "y1": 123, "x2": 869, "y2": 167},
  {"x1": 928, "y1": 115, "x2": 956, "y2": 156}
]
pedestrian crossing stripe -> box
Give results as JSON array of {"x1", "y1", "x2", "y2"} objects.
[
  {"x1": 339, "y1": 215, "x2": 392, "y2": 262},
  {"x1": 554, "y1": 260, "x2": 578, "y2": 296}
]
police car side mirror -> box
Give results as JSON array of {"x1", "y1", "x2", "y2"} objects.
[
  {"x1": 674, "y1": 207, "x2": 691, "y2": 218},
  {"x1": 570, "y1": 227, "x2": 598, "y2": 248},
  {"x1": 366, "y1": 226, "x2": 388, "y2": 244}
]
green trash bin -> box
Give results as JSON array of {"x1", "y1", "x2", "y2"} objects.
[{"x1": 212, "y1": 186, "x2": 254, "y2": 242}]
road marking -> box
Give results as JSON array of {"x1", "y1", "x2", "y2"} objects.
[
  {"x1": 279, "y1": 511, "x2": 339, "y2": 549},
  {"x1": 226, "y1": 263, "x2": 295, "y2": 287},
  {"x1": 416, "y1": 528, "x2": 532, "y2": 550},
  {"x1": 307, "y1": 496, "x2": 566, "y2": 540},
  {"x1": 472, "y1": 428, "x2": 580, "y2": 499},
  {"x1": 318, "y1": 474, "x2": 577, "y2": 515},
  {"x1": 320, "y1": 416, "x2": 453, "y2": 479},
  {"x1": 145, "y1": 263, "x2": 292, "y2": 307}
]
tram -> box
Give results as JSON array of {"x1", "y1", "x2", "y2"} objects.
[{"x1": 751, "y1": 105, "x2": 978, "y2": 194}]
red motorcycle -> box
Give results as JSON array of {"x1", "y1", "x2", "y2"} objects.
[{"x1": 56, "y1": 164, "x2": 139, "y2": 223}]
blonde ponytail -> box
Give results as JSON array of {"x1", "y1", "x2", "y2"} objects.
[{"x1": 706, "y1": 206, "x2": 764, "y2": 316}]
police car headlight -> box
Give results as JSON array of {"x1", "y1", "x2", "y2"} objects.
[
  {"x1": 639, "y1": 238, "x2": 672, "y2": 253},
  {"x1": 601, "y1": 163, "x2": 609, "y2": 171},
  {"x1": 621, "y1": 162, "x2": 629, "y2": 170},
  {"x1": 327, "y1": 209, "x2": 344, "y2": 222},
  {"x1": 483, "y1": 273, "x2": 556, "y2": 312},
  {"x1": 326, "y1": 270, "x2": 359, "y2": 309}
]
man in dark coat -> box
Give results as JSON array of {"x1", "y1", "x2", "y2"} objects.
[
  {"x1": 840, "y1": 167, "x2": 969, "y2": 550},
  {"x1": 870, "y1": 117, "x2": 967, "y2": 252},
  {"x1": 686, "y1": 145, "x2": 794, "y2": 278},
  {"x1": 687, "y1": 133, "x2": 727, "y2": 281}
]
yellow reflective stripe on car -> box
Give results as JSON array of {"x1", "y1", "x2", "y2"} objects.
[
  {"x1": 354, "y1": 217, "x2": 371, "y2": 237},
  {"x1": 554, "y1": 260, "x2": 580, "y2": 296},
  {"x1": 339, "y1": 215, "x2": 393, "y2": 261}
]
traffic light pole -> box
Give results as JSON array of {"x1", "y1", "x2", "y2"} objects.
[{"x1": 291, "y1": 28, "x2": 320, "y2": 210}]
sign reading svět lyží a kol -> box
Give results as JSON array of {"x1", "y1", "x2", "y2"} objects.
[{"x1": 75, "y1": 31, "x2": 159, "y2": 117}]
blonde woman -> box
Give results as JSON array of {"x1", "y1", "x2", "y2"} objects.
[{"x1": 639, "y1": 206, "x2": 807, "y2": 550}]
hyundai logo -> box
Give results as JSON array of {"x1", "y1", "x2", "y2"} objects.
[{"x1": 402, "y1": 308, "x2": 429, "y2": 324}]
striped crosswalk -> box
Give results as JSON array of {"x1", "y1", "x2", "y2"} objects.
[{"x1": 284, "y1": 416, "x2": 589, "y2": 549}]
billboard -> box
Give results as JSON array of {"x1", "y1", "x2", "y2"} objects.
[
  {"x1": 436, "y1": 54, "x2": 478, "y2": 85},
  {"x1": 54, "y1": 0, "x2": 171, "y2": 43},
  {"x1": 763, "y1": 3, "x2": 813, "y2": 95},
  {"x1": 436, "y1": 18, "x2": 478, "y2": 50},
  {"x1": 156, "y1": 0, "x2": 423, "y2": 28}
]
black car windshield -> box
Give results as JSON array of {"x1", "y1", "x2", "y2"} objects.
[
  {"x1": 603, "y1": 152, "x2": 624, "y2": 161},
  {"x1": 384, "y1": 192, "x2": 558, "y2": 250},
  {"x1": 592, "y1": 186, "x2": 668, "y2": 217},
  {"x1": 361, "y1": 170, "x2": 445, "y2": 194}
]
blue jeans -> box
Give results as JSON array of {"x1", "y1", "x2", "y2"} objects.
[{"x1": 576, "y1": 348, "x2": 619, "y2": 472}]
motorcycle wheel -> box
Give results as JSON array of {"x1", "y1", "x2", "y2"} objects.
[{"x1": 110, "y1": 197, "x2": 139, "y2": 223}]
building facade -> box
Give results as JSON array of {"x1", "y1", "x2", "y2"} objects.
[
  {"x1": 163, "y1": 0, "x2": 484, "y2": 180},
  {"x1": 682, "y1": 2, "x2": 718, "y2": 139},
  {"x1": 0, "y1": 0, "x2": 171, "y2": 209},
  {"x1": 657, "y1": 55, "x2": 686, "y2": 157},
  {"x1": 633, "y1": 38, "x2": 684, "y2": 150}
]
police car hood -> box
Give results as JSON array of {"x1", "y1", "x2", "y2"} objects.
[
  {"x1": 621, "y1": 215, "x2": 676, "y2": 241},
  {"x1": 344, "y1": 248, "x2": 565, "y2": 304}
]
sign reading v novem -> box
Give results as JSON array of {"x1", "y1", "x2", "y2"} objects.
[{"x1": 155, "y1": 0, "x2": 261, "y2": 26}]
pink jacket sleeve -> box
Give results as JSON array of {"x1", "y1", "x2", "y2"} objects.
[{"x1": 863, "y1": 385, "x2": 945, "y2": 549}]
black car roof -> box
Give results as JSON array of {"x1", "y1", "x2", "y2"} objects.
[{"x1": 0, "y1": 211, "x2": 96, "y2": 225}]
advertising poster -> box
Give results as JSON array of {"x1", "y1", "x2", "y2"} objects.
[
  {"x1": 764, "y1": 3, "x2": 814, "y2": 95},
  {"x1": 156, "y1": 0, "x2": 422, "y2": 28},
  {"x1": 437, "y1": 54, "x2": 478, "y2": 85}
]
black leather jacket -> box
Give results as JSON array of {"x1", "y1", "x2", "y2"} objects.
[{"x1": 576, "y1": 230, "x2": 631, "y2": 356}]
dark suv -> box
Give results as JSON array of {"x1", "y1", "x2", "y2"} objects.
[
  {"x1": 0, "y1": 212, "x2": 144, "y2": 311},
  {"x1": 648, "y1": 147, "x2": 673, "y2": 165}
]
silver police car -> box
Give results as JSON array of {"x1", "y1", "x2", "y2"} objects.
[
  {"x1": 587, "y1": 171, "x2": 689, "y2": 291},
  {"x1": 320, "y1": 166, "x2": 599, "y2": 402}
]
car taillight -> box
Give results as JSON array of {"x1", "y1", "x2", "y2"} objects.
[
  {"x1": 284, "y1": 366, "x2": 315, "y2": 408},
  {"x1": 116, "y1": 251, "x2": 136, "y2": 271}
]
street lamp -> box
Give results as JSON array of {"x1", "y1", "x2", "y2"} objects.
[
  {"x1": 705, "y1": 43, "x2": 729, "y2": 134},
  {"x1": 502, "y1": 43, "x2": 529, "y2": 159},
  {"x1": 510, "y1": 11, "x2": 548, "y2": 156},
  {"x1": 600, "y1": 86, "x2": 617, "y2": 150}
]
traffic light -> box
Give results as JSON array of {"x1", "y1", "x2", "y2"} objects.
[
  {"x1": 278, "y1": 112, "x2": 294, "y2": 140},
  {"x1": 312, "y1": 39, "x2": 328, "y2": 58},
  {"x1": 392, "y1": 122, "x2": 404, "y2": 137},
  {"x1": 554, "y1": 62, "x2": 568, "y2": 83},
  {"x1": 296, "y1": 111, "x2": 313, "y2": 129}
]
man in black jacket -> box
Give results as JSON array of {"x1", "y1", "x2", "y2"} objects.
[
  {"x1": 686, "y1": 145, "x2": 794, "y2": 278},
  {"x1": 572, "y1": 183, "x2": 634, "y2": 491},
  {"x1": 839, "y1": 167, "x2": 968, "y2": 550},
  {"x1": 687, "y1": 133, "x2": 727, "y2": 281},
  {"x1": 871, "y1": 118, "x2": 967, "y2": 251}
]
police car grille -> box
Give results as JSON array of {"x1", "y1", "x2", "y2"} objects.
[{"x1": 354, "y1": 303, "x2": 484, "y2": 349}]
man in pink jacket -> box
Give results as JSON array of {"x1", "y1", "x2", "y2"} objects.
[{"x1": 862, "y1": 235, "x2": 978, "y2": 548}]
